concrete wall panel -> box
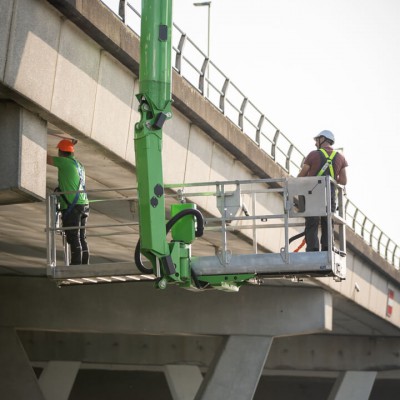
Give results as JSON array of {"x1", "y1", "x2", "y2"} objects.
[
  {"x1": 0, "y1": 101, "x2": 46, "y2": 203},
  {"x1": 91, "y1": 51, "x2": 134, "y2": 158},
  {"x1": 125, "y1": 78, "x2": 140, "y2": 165},
  {"x1": 182, "y1": 122, "x2": 214, "y2": 211},
  {"x1": 183, "y1": 122, "x2": 213, "y2": 184},
  {"x1": 20, "y1": 108, "x2": 47, "y2": 198},
  {"x1": 0, "y1": 0, "x2": 14, "y2": 80},
  {"x1": 51, "y1": 20, "x2": 100, "y2": 134},
  {"x1": 163, "y1": 109, "x2": 190, "y2": 185},
  {"x1": 4, "y1": 0, "x2": 60, "y2": 109},
  {"x1": 0, "y1": 102, "x2": 20, "y2": 188}
]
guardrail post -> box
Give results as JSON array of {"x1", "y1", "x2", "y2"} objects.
[
  {"x1": 199, "y1": 57, "x2": 210, "y2": 95},
  {"x1": 370, "y1": 224, "x2": 376, "y2": 247},
  {"x1": 238, "y1": 97, "x2": 248, "y2": 131},
  {"x1": 219, "y1": 78, "x2": 229, "y2": 113},
  {"x1": 271, "y1": 130, "x2": 280, "y2": 160},
  {"x1": 286, "y1": 144, "x2": 294, "y2": 174},
  {"x1": 352, "y1": 208, "x2": 359, "y2": 230},
  {"x1": 360, "y1": 215, "x2": 368, "y2": 239},
  {"x1": 175, "y1": 33, "x2": 186, "y2": 74},
  {"x1": 255, "y1": 115, "x2": 264, "y2": 147},
  {"x1": 378, "y1": 231, "x2": 384, "y2": 256},
  {"x1": 392, "y1": 245, "x2": 398, "y2": 266},
  {"x1": 385, "y1": 239, "x2": 392, "y2": 262},
  {"x1": 118, "y1": 0, "x2": 126, "y2": 22}
]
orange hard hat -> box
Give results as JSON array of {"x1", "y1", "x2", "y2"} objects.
[{"x1": 57, "y1": 139, "x2": 74, "y2": 152}]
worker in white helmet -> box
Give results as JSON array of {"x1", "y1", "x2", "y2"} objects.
[{"x1": 298, "y1": 130, "x2": 348, "y2": 251}]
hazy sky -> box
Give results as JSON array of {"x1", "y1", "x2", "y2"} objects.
[
  {"x1": 173, "y1": 0, "x2": 400, "y2": 246},
  {"x1": 105, "y1": 0, "x2": 400, "y2": 246}
]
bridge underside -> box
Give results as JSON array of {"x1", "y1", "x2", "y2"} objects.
[
  {"x1": 1, "y1": 0, "x2": 400, "y2": 399},
  {"x1": 1, "y1": 276, "x2": 400, "y2": 400}
]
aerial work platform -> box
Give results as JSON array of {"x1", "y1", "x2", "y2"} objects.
[{"x1": 46, "y1": 176, "x2": 346, "y2": 290}]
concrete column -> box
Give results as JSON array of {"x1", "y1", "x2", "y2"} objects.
[
  {"x1": 165, "y1": 365, "x2": 203, "y2": 400},
  {"x1": 0, "y1": 101, "x2": 47, "y2": 205},
  {"x1": 38, "y1": 361, "x2": 81, "y2": 400},
  {"x1": 327, "y1": 370, "x2": 377, "y2": 400},
  {"x1": 0, "y1": 327, "x2": 45, "y2": 400},
  {"x1": 195, "y1": 335, "x2": 273, "y2": 400}
]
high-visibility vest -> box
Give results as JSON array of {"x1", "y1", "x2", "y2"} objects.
[{"x1": 317, "y1": 149, "x2": 337, "y2": 179}]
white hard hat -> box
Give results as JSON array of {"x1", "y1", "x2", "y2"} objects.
[{"x1": 314, "y1": 130, "x2": 335, "y2": 144}]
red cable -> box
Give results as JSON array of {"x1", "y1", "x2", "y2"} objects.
[{"x1": 294, "y1": 238, "x2": 306, "y2": 252}]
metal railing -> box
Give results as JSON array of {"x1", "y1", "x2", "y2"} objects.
[
  {"x1": 46, "y1": 187, "x2": 140, "y2": 268},
  {"x1": 47, "y1": 178, "x2": 346, "y2": 282},
  {"x1": 100, "y1": 0, "x2": 399, "y2": 269}
]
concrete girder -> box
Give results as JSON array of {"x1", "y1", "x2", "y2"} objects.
[
  {"x1": 0, "y1": 327, "x2": 45, "y2": 400},
  {"x1": 0, "y1": 277, "x2": 332, "y2": 336},
  {"x1": 39, "y1": 361, "x2": 81, "y2": 400},
  {"x1": 195, "y1": 335, "x2": 273, "y2": 400},
  {"x1": 19, "y1": 331, "x2": 400, "y2": 373},
  {"x1": 164, "y1": 365, "x2": 203, "y2": 400},
  {"x1": 327, "y1": 371, "x2": 377, "y2": 400}
]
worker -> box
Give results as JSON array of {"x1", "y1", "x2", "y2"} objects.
[
  {"x1": 47, "y1": 139, "x2": 90, "y2": 265},
  {"x1": 297, "y1": 130, "x2": 348, "y2": 251}
]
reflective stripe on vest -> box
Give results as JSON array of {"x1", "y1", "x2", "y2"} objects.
[{"x1": 317, "y1": 149, "x2": 337, "y2": 178}]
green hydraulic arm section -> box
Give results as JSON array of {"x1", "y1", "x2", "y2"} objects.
[
  {"x1": 134, "y1": 0, "x2": 172, "y2": 267},
  {"x1": 134, "y1": 0, "x2": 252, "y2": 290},
  {"x1": 134, "y1": 0, "x2": 193, "y2": 289}
]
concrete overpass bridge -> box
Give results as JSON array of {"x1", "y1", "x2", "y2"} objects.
[{"x1": 1, "y1": 0, "x2": 400, "y2": 399}]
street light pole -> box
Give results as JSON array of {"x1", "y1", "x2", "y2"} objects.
[{"x1": 193, "y1": 1, "x2": 211, "y2": 96}]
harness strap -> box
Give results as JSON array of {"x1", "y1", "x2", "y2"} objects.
[
  {"x1": 317, "y1": 149, "x2": 337, "y2": 178},
  {"x1": 62, "y1": 159, "x2": 86, "y2": 218}
]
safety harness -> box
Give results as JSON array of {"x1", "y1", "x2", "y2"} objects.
[
  {"x1": 57, "y1": 159, "x2": 87, "y2": 218},
  {"x1": 317, "y1": 148, "x2": 337, "y2": 179}
]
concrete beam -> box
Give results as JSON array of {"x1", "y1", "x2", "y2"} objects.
[
  {"x1": 39, "y1": 361, "x2": 81, "y2": 400},
  {"x1": 165, "y1": 365, "x2": 203, "y2": 400},
  {"x1": 0, "y1": 277, "x2": 332, "y2": 336},
  {"x1": 327, "y1": 370, "x2": 377, "y2": 400},
  {"x1": 267, "y1": 334, "x2": 400, "y2": 371},
  {"x1": 19, "y1": 331, "x2": 400, "y2": 373},
  {"x1": 0, "y1": 328, "x2": 45, "y2": 400},
  {"x1": 195, "y1": 335, "x2": 273, "y2": 400},
  {"x1": 0, "y1": 101, "x2": 46, "y2": 204},
  {"x1": 20, "y1": 331, "x2": 222, "y2": 367}
]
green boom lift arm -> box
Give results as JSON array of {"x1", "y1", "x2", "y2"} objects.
[{"x1": 134, "y1": 0, "x2": 207, "y2": 289}]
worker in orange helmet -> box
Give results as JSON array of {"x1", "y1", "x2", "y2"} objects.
[{"x1": 47, "y1": 139, "x2": 90, "y2": 265}]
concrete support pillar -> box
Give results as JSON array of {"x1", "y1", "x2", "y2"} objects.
[
  {"x1": 0, "y1": 327, "x2": 45, "y2": 400},
  {"x1": 195, "y1": 335, "x2": 273, "y2": 400},
  {"x1": 38, "y1": 361, "x2": 81, "y2": 400},
  {"x1": 327, "y1": 370, "x2": 377, "y2": 400},
  {"x1": 165, "y1": 365, "x2": 203, "y2": 400},
  {"x1": 0, "y1": 101, "x2": 47, "y2": 205}
]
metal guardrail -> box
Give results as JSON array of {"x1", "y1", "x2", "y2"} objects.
[
  {"x1": 47, "y1": 178, "x2": 347, "y2": 283},
  {"x1": 101, "y1": 0, "x2": 399, "y2": 269}
]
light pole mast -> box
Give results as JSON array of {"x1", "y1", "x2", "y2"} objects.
[{"x1": 193, "y1": 1, "x2": 211, "y2": 96}]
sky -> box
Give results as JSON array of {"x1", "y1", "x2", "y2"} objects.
[
  {"x1": 106, "y1": 0, "x2": 400, "y2": 246},
  {"x1": 173, "y1": 0, "x2": 400, "y2": 246}
]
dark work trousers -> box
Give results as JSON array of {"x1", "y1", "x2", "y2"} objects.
[
  {"x1": 305, "y1": 185, "x2": 336, "y2": 252},
  {"x1": 62, "y1": 204, "x2": 90, "y2": 265}
]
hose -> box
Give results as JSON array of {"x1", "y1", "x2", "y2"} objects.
[
  {"x1": 289, "y1": 231, "x2": 305, "y2": 244},
  {"x1": 135, "y1": 208, "x2": 204, "y2": 274}
]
